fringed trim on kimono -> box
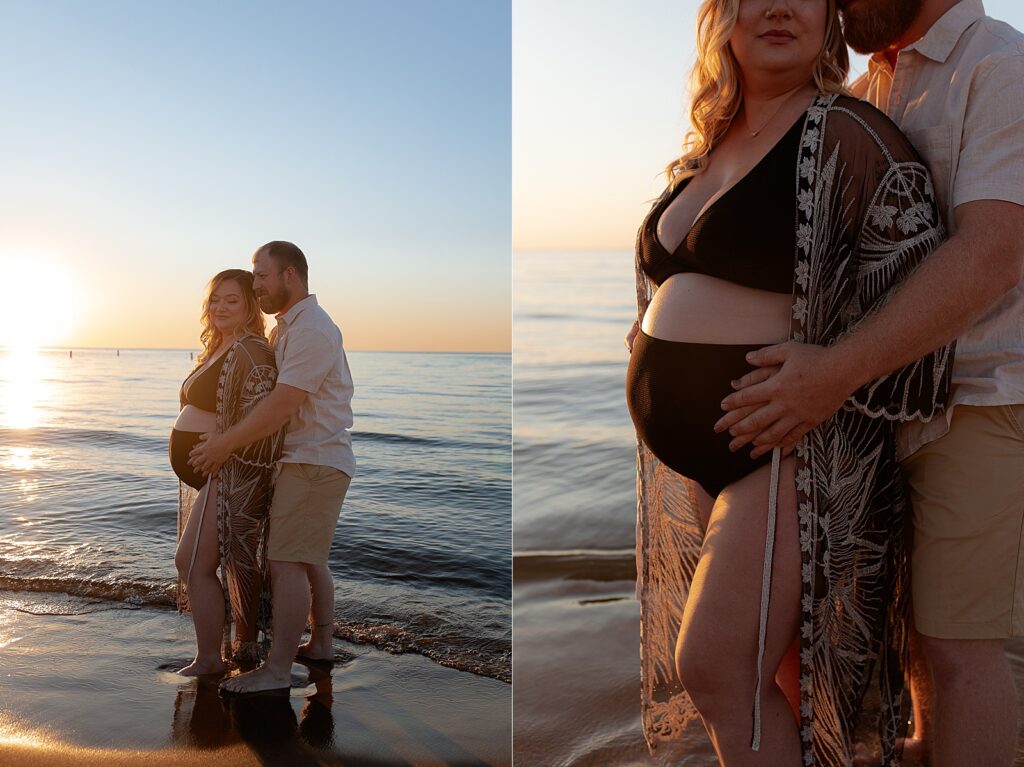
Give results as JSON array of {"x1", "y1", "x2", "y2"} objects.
[
  {"x1": 635, "y1": 93, "x2": 954, "y2": 767},
  {"x1": 176, "y1": 334, "x2": 285, "y2": 663}
]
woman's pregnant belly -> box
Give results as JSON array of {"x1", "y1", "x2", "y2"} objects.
[
  {"x1": 173, "y1": 404, "x2": 217, "y2": 433},
  {"x1": 169, "y1": 406, "x2": 217, "y2": 491},
  {"x1": 627, "y1": 273, "x2": 791, "y2": 491},
  {"x1": 641, "y1": 273, "x2": 791, "y2": 344}
]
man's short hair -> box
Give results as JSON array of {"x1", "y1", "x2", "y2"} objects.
[{"x1": 259, "y1": 241, "x2": 308, "y2": 284}]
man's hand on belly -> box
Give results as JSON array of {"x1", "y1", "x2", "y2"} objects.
[
  {"x1": 188, "y1": 432, "x2": 232, "y2": 477},
  {"x1": 715, "y1": 341, "x2": 854, "y2": 458}
]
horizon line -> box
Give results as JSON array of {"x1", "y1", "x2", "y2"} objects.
[{"x1": 0, "y1": 345, "x2": 511, "y2": 356}]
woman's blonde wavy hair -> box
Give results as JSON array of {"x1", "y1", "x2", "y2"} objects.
[
  {"x1": 195, "y1": 269, "x2": 266, "y2": 367},
  {"x1": 665, "y1": 0, "x2": 849, "y2": 185}
]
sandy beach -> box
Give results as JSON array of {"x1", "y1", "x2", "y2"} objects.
[{"x1": 0, "y1": 590, "x2": 510, "y2": 766}]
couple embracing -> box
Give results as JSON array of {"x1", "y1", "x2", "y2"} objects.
[
  {"x1": 169, "y1": 240, "x2": 355, "y2": 694},
  {"x1": 627, "y1": 0, "x2": 1024, "y2": 765}
]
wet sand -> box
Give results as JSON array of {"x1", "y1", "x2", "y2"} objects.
[
  {"x1": 0, "y1": 590, "x2": 509, "y2": 766},
  {"x1": 513, "y1": 554, "x2": 1024, "y2": 767}
]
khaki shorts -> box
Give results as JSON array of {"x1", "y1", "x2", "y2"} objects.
[
  {"x1": 267, "y1": 462, "x2": 351, "y2": 565},
  {"x1": 903, "y1": 404, "x2": 1024, "y2": 639}
]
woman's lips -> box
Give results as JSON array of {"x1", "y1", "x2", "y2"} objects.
[{"x1": 760, "y1": 29, "x2": 796, "y2": 42}]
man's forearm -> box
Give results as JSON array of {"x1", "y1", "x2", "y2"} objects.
[
  {"x1": 831, "y1": 222, "x2": 1020, "y2": 389},
  {"x1": 220, "y1": 392, "x2": 294, "y2": 453}
]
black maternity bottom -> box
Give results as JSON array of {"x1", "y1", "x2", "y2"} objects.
[
  {"x1": 626, "y1": 330, "x2": 773, "y2": 497},
  {"x1": 169, "y1": 429, "x2": 208, "y2": 491}
]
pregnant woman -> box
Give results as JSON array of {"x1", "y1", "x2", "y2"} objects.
[
  {"x1": 625, "y1": 1, "x2": 952, "y2": 764},
  {"x1": 171, "y1": 268, "x2": 283, "y2": 675}
]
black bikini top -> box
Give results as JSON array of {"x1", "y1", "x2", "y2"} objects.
[
  {"x1": 180, "y1": 352, "x2": 227, "y2": 412},
  {"x1": 638, "y1": 115, "x2": 802, "y2": 294}
]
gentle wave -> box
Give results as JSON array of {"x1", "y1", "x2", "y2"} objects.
[
  {"x1": 512, "y1": 550, "x2": 638, "y2": 583},
  {"x1": 0, "y1": 573, "x2": 510, "y2": 682},
  {"x1": 1, "y1": 427, "x2": 166, "y2": 453},
  {"x1": 0, "y1": 574, "x2": 176, "y2": 607},
  {"x1": 333, "y1": 620, "x2": 510, "y2": 683},
  {"x1": 339, "y1": 552, "x2": 510, "y2": 592},
  {"x1": 358, "y1": 431, "x2": 503, "y2": 452}
]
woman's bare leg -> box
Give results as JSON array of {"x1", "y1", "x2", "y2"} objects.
[
  {"x1": 174, "y1": 479, "x2": 225, "y2": 675},
  {"x1": 675, "y1": 457, "x2": 801, "y2": 766}
]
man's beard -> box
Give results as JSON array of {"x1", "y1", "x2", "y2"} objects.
[
  {"x1": 258, "y1": 286, "x2": 288, "y2": 314},
  {"x1": 839, "y1": 0, "x2": 925, "y2": 54}
]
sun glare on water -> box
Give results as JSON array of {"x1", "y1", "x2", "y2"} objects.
[
  {"x1": 0, "y1": 347, "x2": 54, "y2": 431},
  {"x1": 0, "y1": 253, "x2": 77, "y2": 431}
]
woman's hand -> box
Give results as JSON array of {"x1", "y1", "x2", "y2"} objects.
[{"x1": 625, "y1": 320, "x2": 640, "y2": 352}]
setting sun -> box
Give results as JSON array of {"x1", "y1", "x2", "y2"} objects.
[{"x1": 0, "y1": 253, "x2": 83, "y2": 351}]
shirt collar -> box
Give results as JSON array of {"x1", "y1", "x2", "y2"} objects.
[
  {"x1": 276, "y1": 294, "x2": 318, "y2": 326},
  {"x1": 867, "y1": 0, "x2": 984, "y2": 75}
]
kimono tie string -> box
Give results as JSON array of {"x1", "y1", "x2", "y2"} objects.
[{"x1": 751, "y1": 446, "x2": 782, "y2": 751}]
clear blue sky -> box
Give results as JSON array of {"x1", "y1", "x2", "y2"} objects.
[{"x1": 0, "y1": 1, "x2": 511, "y2": 352}]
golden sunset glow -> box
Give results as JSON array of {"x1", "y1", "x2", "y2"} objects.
[
  {"x1": 0, "y1": 253, "x2": 84, "y2": 352},
  {"x1": 0, "y1": 713, "x2": 47, "y2": 749},
  {"x1": 0, "y1": 347, "x2": 53, "y2": 431}
]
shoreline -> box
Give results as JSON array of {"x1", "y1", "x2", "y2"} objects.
[
  {"x1": 0, "y1": 582, "x2": 510, "y2": 684},
  {"x1": 0, "y1": 590, "x2": 510, "y2": 766}
]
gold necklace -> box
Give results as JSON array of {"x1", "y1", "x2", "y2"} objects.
[{"x1": 746, "y1": 89, "x2": 801, "y2": 137}]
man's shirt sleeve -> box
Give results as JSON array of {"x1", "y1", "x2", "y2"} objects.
[
  {"x1": 955, "y1": 46, "x2": 1024, "y2": 209},
  {"x1": 276, "y1": 326, "x2": 337, "y2": 393}
]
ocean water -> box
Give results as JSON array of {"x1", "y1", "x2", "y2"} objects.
[
  {"x1": 0, "y1": 346, "x2": 511, "y2": 682},
  {"x1": 513, "y1": 249, "x2": 673, "y2": 765},
  {"x1": 514, "y1": 249, "x2": 637, "y2": 556}
]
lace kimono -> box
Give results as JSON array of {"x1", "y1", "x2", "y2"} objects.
[
  {"x1": 635, "y1": 94, "x2": 954, "y2": 766},
  {"x1": 177, "y1": 334, "x2": 284, "y2": 661}
]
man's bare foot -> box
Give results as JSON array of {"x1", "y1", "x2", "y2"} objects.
[
  {"x1": 296, "y1": 638, "x2": 333, "y2": 662},
  {"x1": 177, "y1": 657, "x2": 226, "y2": 676},
  {"x1": 219, "y1": 664, "x2": 291, "y2": 694}
]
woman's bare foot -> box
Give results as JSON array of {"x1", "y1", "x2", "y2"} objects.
[
  {"x1": 219, "y1": 663, "x2": 291, "y2": 693},
  {"x1": 177, "y1": 657, "x2": 226, "y2": 676}
]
